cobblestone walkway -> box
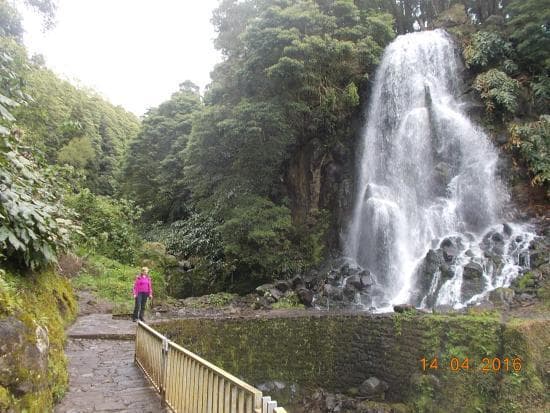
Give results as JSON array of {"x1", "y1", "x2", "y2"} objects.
[{"x1": 55, "y1": 311, "x2": 166, "y2": 412}]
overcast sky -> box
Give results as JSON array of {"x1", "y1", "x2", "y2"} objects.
[{"x1": 20, "y1": 0, "x2": 221, "y2": 115}]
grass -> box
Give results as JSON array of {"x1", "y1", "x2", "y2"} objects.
[{"x1": 73, "y1": 254, "x2": 166, "y2": 313}]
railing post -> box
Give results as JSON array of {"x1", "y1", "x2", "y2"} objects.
[{"x1": 160, "y1": 337, "x2": 169, "y2": 407}]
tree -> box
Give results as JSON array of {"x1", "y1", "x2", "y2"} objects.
[
  {"x1": 122, "y1": 82, "x2": 202, "y2": 221},
  {"x1": 506, "y1": 0, "x2": 550, "y2": 73}
]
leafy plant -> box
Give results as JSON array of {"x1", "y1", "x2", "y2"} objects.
[
  {"x1": 509, "y1": 116, "x2": 550, "y2": 187},
  {"x1": 473, "y1": 69, "x2": 520, "y2": 117},
  {"x1": 463, "y1": 31, "x2": 513, "y2": 70},
  {"x1": 0, "y1": 131, "x2": 79, "y2": 269},
  {"x1": 66, "y1": 189, "x2": 142, "y2": 263}
]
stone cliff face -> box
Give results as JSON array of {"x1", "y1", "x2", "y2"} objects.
[{"x1": 284, "y1": 120, "x2": 361, "y2": 255}]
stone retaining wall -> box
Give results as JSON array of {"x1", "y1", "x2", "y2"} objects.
[{"x1": 155, "y1": 312, "x2": 548, "y2": 412}]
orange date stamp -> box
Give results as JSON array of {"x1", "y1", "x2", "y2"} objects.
[{"x1": 420, "y1": 357, "x2": 522, "y2": 373}]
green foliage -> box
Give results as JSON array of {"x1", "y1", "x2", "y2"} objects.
[
  {"x1": 182, "y1": 292, "x2": 237, "y2": 308},
  {"x1": 57, "y1": 136, "x2": 95, "y2": 168},
  {"x1": 0, "y1": 133, "x2": 78, "y2": 268},
  {"x1": 218, "y1": 195, "x2": 298, "y2": 281},
  {"x1": 272, "y1": 291, "x2": 305, "y2": 309},
  {"x1": 0, "y1": 1, "x2": 23, "y2": 41},
  {"x1": 463, "y1": 31, "x2": 513, "y2": 69},
  {"x1": 122, "y1": 82, "x2": 202, "y2": 221},
  {"x1": 145, "y1": 214, "x2": 232, "y2": 297},
  {"x1": 473, "y1": 69, "x2": 520, "y2": 117},
  {"x1": 66, "y1": 189, "x2": 142, "y2": 263},
  {"x1": 0, "y1": 268, "x2": 77, "y2": 411},
  {"x1": 506, "y1": 0, "x2": 550, "y2": 72},
  {"x1": 0, "y1": 268, "x2": 20, "y2": 315},
  {"x1": 14, "y1": 67, "x2": 140, "y2": 195},
  {"x1": 531, "y1": 75, "x2": 550, "y2": 111},
  {"x1": 510, "y1": 116, "x2": 550, "y2": 187},
  {"x1": 74, "y1": 254, "x2": 166, "y2": 307}
]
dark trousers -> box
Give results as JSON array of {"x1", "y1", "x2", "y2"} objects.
[{"x1": 133, "y1": 292, "x2": 148, "y2": 321}]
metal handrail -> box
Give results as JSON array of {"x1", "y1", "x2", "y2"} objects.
[{"x1": 135, "y1": 321, "x2": 287, "y2": 413}]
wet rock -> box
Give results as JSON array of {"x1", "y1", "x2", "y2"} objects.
[
  {"x1": 488, "y1": 287, "x2": 514, "y2": 309},
  {"x1": 482, "y1": 230, "x2": 505, "y2": 256},
  {"x1": 359, "y1": 377, "x2": 388, "y2": 399},
  {"x1": 343, "y1": 284, "x2": 358, "y2": 300},
  {"x1": 346, "y1": 275, "x2": 363, "y2": 290},
  {"x1": 434, "y1": 162, "x2": 452, "y2": 190},
  {"x1": 461, "y1": 262, "x2": 485, "y2": 301},
  {"x1": 463, "y1": 261, "x2": 483, "y2": 280},
  {"x1": 441, "y1": 237, "x2": 462, "y2": 263},
  {"x1": 503, "y1": 223, "x2": 513, "y2": 236},
  {"x1": 361, "y1": 271, "x2": 375, "y2": 288},
  {"x1": 394, "y1": 304, "x2": 415, "y2": 313},
  {"x1": 340, "y1": 263, "x2": 352, "y2": 277},
  {"x1": 303, "y1": 271, "x2": 320, "y2": 289},
  {"x1": 324, "y1": 284, "x2": 344, "y2": 301},
  {"x1": 297, "y1": 288, "x2": 314, "y2": 307},
  {"x1": 413, "y1": 249, "x2": 450, "y2": 307},
  {"x1": 327, "y1": 270, "x2": 341, "y2": 286}
]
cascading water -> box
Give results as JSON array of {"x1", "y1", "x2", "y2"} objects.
[{"x1": 345, "y1": 30, "x2": 535, "y2": 311}]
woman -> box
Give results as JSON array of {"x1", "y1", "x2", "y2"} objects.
[{"x1": 132, "y1": 266, "x2": 153, "y2": 322}]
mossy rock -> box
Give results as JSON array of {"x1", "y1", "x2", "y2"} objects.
[{"x1": 0, "y1": 269, "x2": 77, "y2": 411}]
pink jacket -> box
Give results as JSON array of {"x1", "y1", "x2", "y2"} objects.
[{"x1": 133, "y1": 274, "x2": 153, "y2": 297}]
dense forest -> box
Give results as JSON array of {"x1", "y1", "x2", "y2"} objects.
[
  {"x1": 0, "y1": 0, "x2": 548, "y2": 410},
  {"x1": 1, "y1": 0, "x2": 548, "y2": 293}
]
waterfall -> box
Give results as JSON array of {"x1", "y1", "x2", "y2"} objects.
[{"x1": 346, "y1": 30, "x2": 534, "y2": 311}]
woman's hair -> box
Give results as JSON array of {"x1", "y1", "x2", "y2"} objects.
[{"x1": 141, "y1": 266, "x2": 149, "y2": 274}]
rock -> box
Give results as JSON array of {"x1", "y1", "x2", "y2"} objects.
[
  {"x1": 488, "y1": 287, "x2": 514, "y2": 309},
  {"x1": 327, "y1": 270, "x2": 341, "y2": 286},
  {"x1": 324, "y1": 284, "x2": 343, "y2": 301},
  {"x1": 291, "y1": 275, "x2": 304, "y2": 289},
  {"x1": 434, "y1": 162, "x2": 451, "y2": 189},
  {"x1": 268, "y1": 288, "x2": 284, "y2": 301},
  {"x1": 461, "y1": 262, "x2": 485, "y2": 301},
  {"x1": 0, "y1": 317, "x2": 49, "y2": 396},
  {"x1": 274, "y1": 280, "x2": 291, "y2": 292},
  {"x1": 343, "y1": 284, "x2": 357, "y2": 300},
  {"x1": 340, "y1": 263, "x2": 351, "y2": 277},
  {"x1": 463, "y1": 262, "x2": 483, "y2": 280},
  {"x1": 503, "y1": 223, "x2": 513, "y2": 236},
  {"x1": 359, "y1": 376, "x2": 388, "y2": 398},
  {"x1": 346, "y1": 275, "x2": 362, "y2": 290},
  {"x1": 519, "y1": 293, "x2": 534, "y2": 302},
  {"x1": 394, "y1": 304, "x2": 415, "y2": 313},
  {"x1": 255, "y1": 284, "x2": 274, "y2": 296},
  {"x1": 360, "y1": 271, "x2": 374, "y2": 288},
  {"x1": 303, "y1": 271, "x2": 319, "y2": 289},
  {"x1": 297, "y1": 288, "x2": 314, "y2": 307},
  {"x1": 441, "y1": 237, "x2": 461, "y2": 263}
]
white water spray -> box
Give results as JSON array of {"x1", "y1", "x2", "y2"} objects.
[{"x1": 346, "y1": 30, "x2": 534, "y2": 310}]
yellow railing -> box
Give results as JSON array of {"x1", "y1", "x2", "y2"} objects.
[{"x1": 135, "y1": 321, "x2": 287, "y2": 413}]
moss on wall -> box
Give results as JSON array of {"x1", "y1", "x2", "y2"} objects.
[
  {"x1": 0, "y1": 268, "x2": 77, "y2": 412},
  {"x1": 156, "y1": 311, "x2": 548, "y2": 412}
]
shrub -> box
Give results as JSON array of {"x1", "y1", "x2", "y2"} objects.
[
  {"x1": 473, "y1": 69, "x2": 520, "y2": 117},
  {"x1": 510, "y1": 116, "x2": 550, "y2": 188},
  {"x1": 66, "y1": 189, "x2": 142, "y2": 263},
  {"x1": 463, "y1": 31, "x2": 513, "y2": 69},
  {"x1": 0, "y1": 133, "x2": 78, "y2": 269}
]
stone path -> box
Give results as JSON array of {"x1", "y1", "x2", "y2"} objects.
[{"x1": 55, "y1": 309, "x2": 166, "y2": 412}]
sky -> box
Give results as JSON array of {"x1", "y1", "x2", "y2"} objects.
[{"x1": 20, "y1": 0, "x2": 222, "y2": 115}]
